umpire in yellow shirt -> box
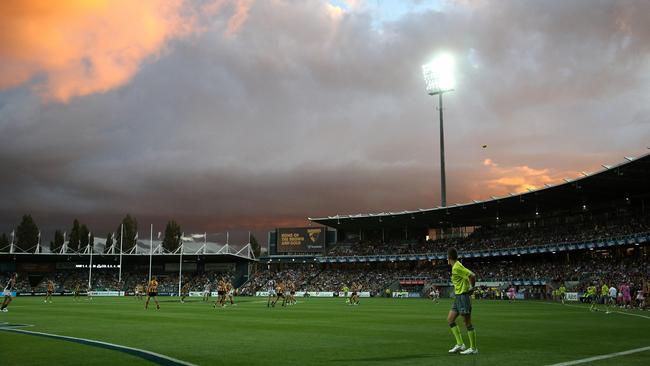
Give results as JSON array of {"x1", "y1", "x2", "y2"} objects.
[{"x1": 446, "y1": 247, "x2": 478, "y2": 355}]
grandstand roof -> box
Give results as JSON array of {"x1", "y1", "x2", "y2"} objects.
[
  {"x1": 1, "y1": 237, "x2": 256, "y2": 260},
  {"x1": 309, "y1": 151, "x2": 650, "y2": 230}
]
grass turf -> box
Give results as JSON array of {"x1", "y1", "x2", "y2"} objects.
[{"x1": 1, "y1": 296, "x2": 649, "y2": 366}]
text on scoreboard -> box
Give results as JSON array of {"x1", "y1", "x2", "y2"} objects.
[{"x1": 277, "y1": 227, "x2": 325, "y2": 253}]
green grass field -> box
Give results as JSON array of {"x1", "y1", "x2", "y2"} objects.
[{"x1": 1, "y1": 296, "x2": 649, "y2": 366}]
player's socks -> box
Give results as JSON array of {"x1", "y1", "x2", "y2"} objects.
[
  {"x1": 450, "y1": 323, "x2": 464, "y2": 345},
  {"x1": 467, "y1": 326, "x2": 476, "y2": 350}
]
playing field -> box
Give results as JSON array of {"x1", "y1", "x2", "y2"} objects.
[{"x1": 1, "y1": 297, "x2": 648, "y2": 366}]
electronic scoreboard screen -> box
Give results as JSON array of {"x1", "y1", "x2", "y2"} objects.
[{"x1": 277, "y1": 227, "x2": 325, "y2": 253}]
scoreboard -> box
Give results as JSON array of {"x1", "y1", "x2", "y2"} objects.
[{"x1": 277, "y1": 227, "x2": 326, "y2": 253}]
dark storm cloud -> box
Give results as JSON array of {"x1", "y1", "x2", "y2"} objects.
[{"x1": 1, "y1": 0, "x2": 649, "y2": 238}]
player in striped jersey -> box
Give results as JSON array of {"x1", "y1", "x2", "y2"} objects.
[
  {"x1": 144, "y1": 277, "x2": 160, "y2": 310},
  {"x1": 45, "y1": 280, "x2": 55, "y2": 303}
]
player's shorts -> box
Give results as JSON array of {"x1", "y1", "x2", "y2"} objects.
[
  {"x1": 623, "y1": 295, "x2": 632, "y2": 302},
  {"x1": 277, "y1": 292, "x2": 284, "y2": 297},
  {"x1": 290, "y1": 291, "x2": 296, "y2": 295},
  {"x1": 3, "y1": 289, "x2": 11, "y2": 297},
  {"x1": 452, "y1": 293, "x2": 472, "y2": 315},
  {"x1": 267, "y1": 289, "x2": 276, "y2": 296},
  {"x1": 218, "y1": 291, "x2": 225, "y2": 296},
  {"x1": 47, "y1": 290, "x2": 53, "y2": 295},
  {"x1": 148, "y1": 292, "x2": 158, "y2": 297},
  {"x1": 351, "y1": 292, "x2": 357, "y2": 296}
]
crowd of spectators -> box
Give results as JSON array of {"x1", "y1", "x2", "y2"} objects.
[
  {"x1": 0, "y1": 270, "x2": 235, "y2": 294},
  {"x1": 239, "y1": 254, "x2": 648, "y2": 298},
  {"x1": 1, "y1": 253, "x2": 647, "y2": 308},
  {"x1": 328, "y1": 215, "x2": 650, "y2": 257}
]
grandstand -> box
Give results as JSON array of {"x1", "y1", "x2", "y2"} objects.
[
  {"x1": 251, "y1": 153, "x2": 649, "y2": 301},
  {"x1": 0, "y1": 237, "x2": 256, "y2": 296},
  {"x1": 2, "y1": 153, "x2": 647, "y2": 301}
]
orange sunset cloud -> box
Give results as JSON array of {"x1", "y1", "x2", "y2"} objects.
[
  {"x1": 0, "y1": 0, "x2": 252, "y2": 102},
  {"x1": 479, "y1": 158, "x2": 576, "y2": 196}
]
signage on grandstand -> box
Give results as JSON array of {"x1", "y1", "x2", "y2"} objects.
[
  {"x1": 399, "y1": 280, "x2": 425, "y2": 285},
  {"x1": 75, "y1": 264, "x2": 121, "y2": 269},
  {"x1": 277, "y1": 227, "x2": 325, "y2": 253},
  {"x1": 565, "y1": 292, "x2": 579, "y2": 302}
]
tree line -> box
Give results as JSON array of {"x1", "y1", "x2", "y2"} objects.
[{"x1": 0, "y1": 214, "x2": 185, "y2": 253}]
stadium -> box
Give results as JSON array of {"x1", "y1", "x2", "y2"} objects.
[
  {"x1": 1, "y1": 152, "x2": 648, "y2": 365},
  {"x1": 2, "y1": 1, "x2": 650, "y2": 366}
]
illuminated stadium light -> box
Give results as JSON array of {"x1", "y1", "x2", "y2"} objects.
[
  {"x1": 422, "y1": 54, "x2": 455, "y2": 95},
  {"x1": 422, "y1": 53, "x2": 456, "y2": 208}
]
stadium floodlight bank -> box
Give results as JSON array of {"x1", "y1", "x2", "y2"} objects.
[{"x1": 422, "y1": 53, "x2": 455, "y2": 95}]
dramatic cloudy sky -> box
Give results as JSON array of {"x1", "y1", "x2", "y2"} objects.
[{"x1": 1, "y1": 0, "x2": 649, "y2": 241}]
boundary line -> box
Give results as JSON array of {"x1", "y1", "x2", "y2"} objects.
[
  {"x1": 0, "y1": 325, "x2": 196, "y2": 366},
  {"x1": 546, "y1": 346, "x2": 650, "y2": 366},
  {"x1": 543, "y1": 301, "x2": 650, "y2": 320}
]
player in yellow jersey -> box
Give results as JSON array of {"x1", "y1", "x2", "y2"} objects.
[
  {"x1": 445, "y1": 248, "x2": 478, "y2": 355},
  {"x1": 342, "y1": 285, "x2": 350, "y2": 303},
  {"x1": 559, "y1": 284, "x2": 567, "y2": 305},
  {"x1": 585, "y1": 284, "x2": 597, "y2": 312},
  {"x1": 145, "y1": 277, "x2": 160, "y2": 310},
  {"x1": 600, "y1": 282, "x2": 609, "y2": 312}
]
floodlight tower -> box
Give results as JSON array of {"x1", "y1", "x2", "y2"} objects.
[{"x1": 422, "y1": 54, "x2": 455, "y2": 207}]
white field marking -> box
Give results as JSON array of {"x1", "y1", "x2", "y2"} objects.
[
  {"x1": 0, "y1": 322, "x2": 33, "y2": 328},
  {"x1": 544, "y1": 302, "x2": 650, "y2": 320},
  {"x1": 610, "y1": 309, "x2": 650, "y2": 320},
  {"x1": 1, "y1": 327, "x2": 197, "y2": 366},
  {"x1": 546, "y1": 346, "x2": 650, "y2": 366}
]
